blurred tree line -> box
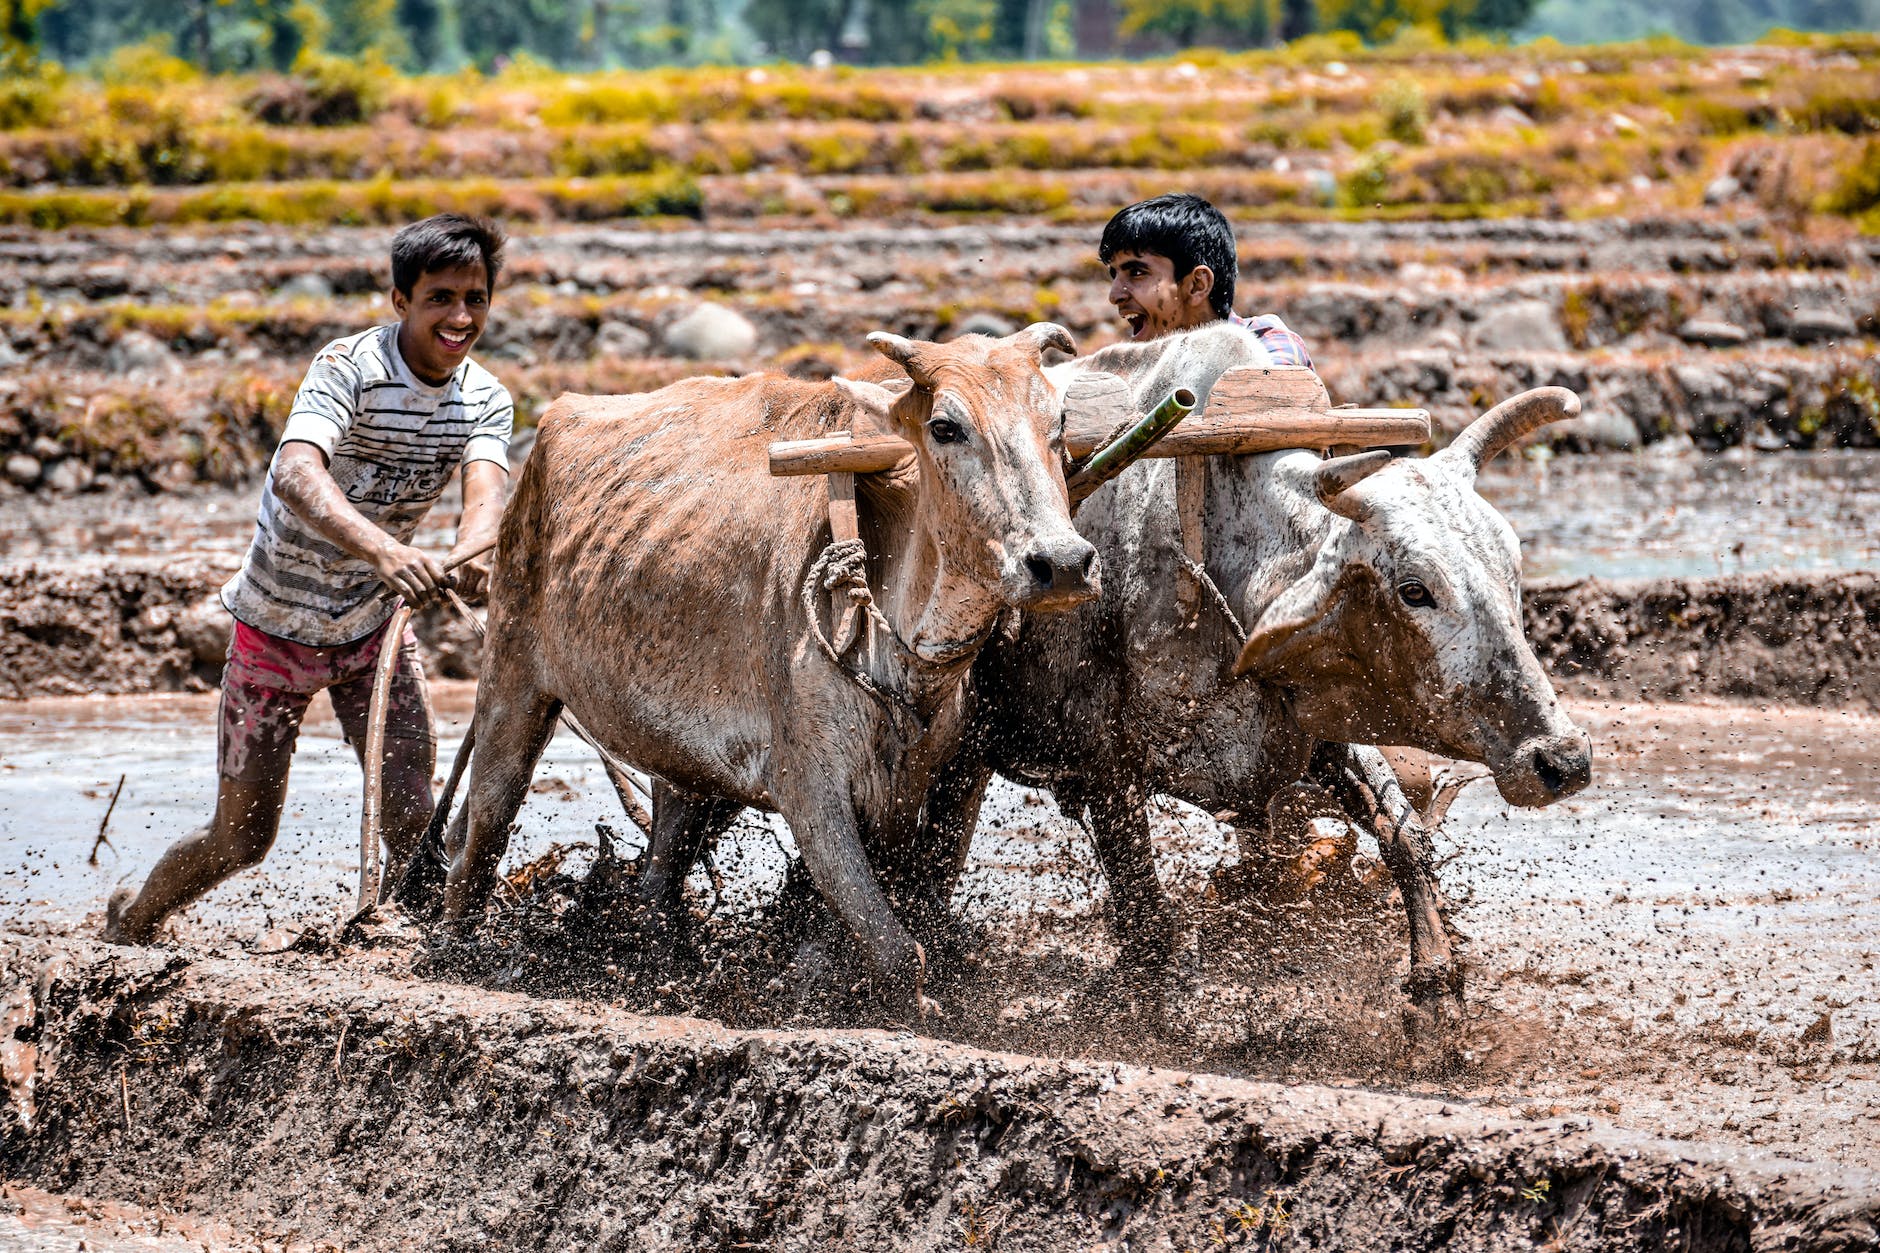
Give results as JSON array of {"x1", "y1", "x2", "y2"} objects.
[{"x1": 9, "y1": 0, "x2": 1879, "y2": 72}]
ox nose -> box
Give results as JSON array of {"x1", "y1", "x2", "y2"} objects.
[
  {"x1": 1527, "y1": 731, "x2": 1592, "y2": 802},
  {"x1": 1017, "y1": 535, "x2": 1100, "y2": 606}
]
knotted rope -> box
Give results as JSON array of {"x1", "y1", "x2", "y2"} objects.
[{"x1": 801, "y1": 537, "x2": 929, "y2": 728}]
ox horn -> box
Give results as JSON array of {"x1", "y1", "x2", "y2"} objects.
[
  {"x1": 1441, "y1": 386, "x2": 1582, "y2": 477},
  {"x1": 1018, "y1": 322, "x2": 1077, "y2": 359},
  {"x1": 866, "y1": 331, "x2": 932, "y2": 387},
  {"x1": 1315, "y1": 450, "x2": 1393, "y2": 522}
]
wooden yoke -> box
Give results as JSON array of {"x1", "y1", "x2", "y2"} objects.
[
  {"x1": 774, "y1": 366, "x2": 1431, "y2": 630},
  {"x1": 769, "y1": 366, "x2": 1429, "y2": 477}
]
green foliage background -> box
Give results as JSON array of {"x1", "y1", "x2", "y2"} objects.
[{"x1": 11, "y1": 0, "x2": 1879, "y2": 72}]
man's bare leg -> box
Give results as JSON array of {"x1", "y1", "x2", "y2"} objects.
[{"x1": 103, "y1": 769, "x2": 290, "y2": 945}]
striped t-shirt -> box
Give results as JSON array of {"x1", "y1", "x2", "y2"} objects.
[{"x1": 221, "y1": 325, "x2": 513, "y2": 646}]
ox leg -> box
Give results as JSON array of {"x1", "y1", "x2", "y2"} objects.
[
  {"x1": 782, "y1": 787, "x2": 932, "y2": 1021},
  {"x1": 1069, "y1": 780, "x2": 1178, "y2": 980},
  {"x1": 442, "y1": 685, "x2": 561, "y2": 924},
  {"x1": 1313, "y1": 743, "x2": 1463, "y2": 1017},
  {"x1": 634, "y1": 780, "x2": 742, "y2": 954},
  {"x1": 888, "y1": 748, "x2": 993, "y2": 962}
]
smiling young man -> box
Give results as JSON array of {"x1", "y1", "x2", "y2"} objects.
[
  {"x1": 1100, "y1": 192, "x2": 1311, "y2": 366},
  {"x1": 104, "y1": 213, "x2": 514, "y2": 944}
]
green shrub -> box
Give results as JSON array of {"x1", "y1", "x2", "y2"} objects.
[
  {"x1": 1376, "y1": 78, "x2": 1428, "y2": 145},
  {"x1": 1822, "y1": 138, "x2": 1880, "y2": 216},
  {"x1": 0, "y1": 64, "x2": 64, "y2": 131}
]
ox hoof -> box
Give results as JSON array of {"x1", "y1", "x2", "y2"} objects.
[
  {"x1": 100, "y1": 886, "x2": 141, "y2": 946},
  {"x1": 1403, "y1": 960, "x2": 1466, "y2": 1007}
]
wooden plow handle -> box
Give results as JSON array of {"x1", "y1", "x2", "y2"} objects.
[{"x1": 768, "y1": 366, "x2": 1430, "y2": 477}]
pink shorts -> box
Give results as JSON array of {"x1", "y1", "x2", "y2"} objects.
[{"x1": 219, "y1": 618, "x2": 434, "y2": 783}]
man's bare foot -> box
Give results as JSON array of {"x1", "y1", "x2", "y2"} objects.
[{"x1": 100, "y1": 886, "x2": 145, "y2": 945}]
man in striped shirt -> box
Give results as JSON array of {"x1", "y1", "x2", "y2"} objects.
[
  {"x1": 105, "y1": 214, "x2": 513, "y2": 944},
  {"x1": 1099, "y1": 192, "x2": 1313, "y2": 368}
]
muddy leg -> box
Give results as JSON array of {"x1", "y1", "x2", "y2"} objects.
[
  {"x1": 887, "y1": 748, "x2": 993, "y2": 954},
  {"x1": 103, "y1": 773, "x2": 290, "y2": 945},
  {"x1": 442, "y1": 683, "x2": 561, "y2": 923},
  {"x1": 1314, "y1": 743, "x2": 1461, "y2": 1011},
  {"x1": 330, "y1": 648, "x2": 437, "y2": 899},
  {"x1": 633, "y1": 781, "x2": 742, "y2": 946},
  {"x1": 104, "y1": 671, "x2": 310, "y2": 945},
  {"x1": 782, "y1": 787, "x2": 931, "y2": 1019},
  {"x1": 1073, "y1": 781, "x2": 1178, "y2": 976}
]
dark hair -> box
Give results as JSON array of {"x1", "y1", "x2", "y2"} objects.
[
  {"x1": 1098, "y1": 193, "x2": 1237, "y2": 321},
  {"x1": 391, "y1": 213, "x2": 506, "y2": 297}
]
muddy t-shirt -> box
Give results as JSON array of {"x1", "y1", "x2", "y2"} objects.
[{"x1": 221, "y1": 325, "x2": 512, "y2": 647}]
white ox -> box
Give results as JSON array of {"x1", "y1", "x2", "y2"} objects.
[{"x1": 894, "y1": 321, "x2": 1593, "y2": 1011}]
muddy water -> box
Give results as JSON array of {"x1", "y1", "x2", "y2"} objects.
[
  {"x1": 1475, "y1": 447, "x2": 1880, "y2": 580},
  {"x1": 5, "y1": 449, "x2": 1880, "y2": 582}
]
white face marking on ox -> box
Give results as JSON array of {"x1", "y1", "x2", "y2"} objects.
[
  {"x1": 1239, "y1": 449, "x2": 1592, "y2": 808},
  {"x1": 844, "y1": 326, "x2": 1100, "y2": 612}
]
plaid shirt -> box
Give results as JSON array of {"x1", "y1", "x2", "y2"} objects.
[{"x1": 1230, "y1": 312, "x2": 1313, "y2": 369}]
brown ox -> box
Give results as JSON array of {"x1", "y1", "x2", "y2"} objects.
[{"x1": 442, "y1": 325, "x2": 1098, "y2": 1014}]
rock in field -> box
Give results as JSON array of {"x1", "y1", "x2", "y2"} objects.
[
  {"x1": 278, "y1": 272, "x2": 335, "y2": 300},
  {"x1": 661, "y1": 303, "x2": 758, "y2": 360},
  {"x1": 3, "y1": 454, "x2": 40, "y2": 487},
  {"x1": 43, "y1": 459, "x2": 93, "y2": 493},
  {"x1": 1677, "y1": 318, "x2": 1750, "y2": 347},
  {"x1": 107, "y1": 330, "x2": 176, "y2": 374},
  {"x1": 1787, "y1": 308, "x2": 1856, "y2": 344},
  {"x1": 1470, "y1": 299, "x2": 1568, "y2": 353},
  {"x1": 174, "y1": 594, "x2": 233, "y2": 667},
  {"x1": 594, "y1": 320, "x2": 653, "y2": 357}
]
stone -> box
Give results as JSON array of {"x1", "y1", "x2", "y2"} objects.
[
  {"x1": 1555, "y1": 409, "x2": 1639, "y2": 451},
  {"x1": 661, "y1": 303, "x2": 758, "y2": 361},
  {"x1": 29, "y1": 436, "x2": 63, "y2": 461},
  {"x1": 1470, "y1": 300, "x2": 1569, "y2": 353},
  {"x1": 1671, "y1": 363, "x2": 1730, "y2": 400},
  {"x1": 3, "y1": 453, "x2": 40, "y2": 487},
  {"x1": 107, "y1": 330, "x2": 175, "y2": 374},
  {"x1": 43, "y1": 458, "x2": 93, "y2": 493},
  {"x1": 278, "y1": 272, "x2": 335, "y2": 300},
  {"x1": 594, "y1": 320, "x2": 652, "y2": 358},
  {"x1": 175, "y1": 594, "x2": 232, "y2": 666},
  {"x1": 1703, "y1": 175, "x2": 1742, "y2": 205},
  {"x1": 1677, "y1": 318, "x2": 1749, "y2": 348},
  {"x1": 1786, "y1": 308, "x2": 1856, "y2": 344},
  {"x1": 0, "y1": 338, "x2": 21, "y2": 369},
  {"x1": 952, "y1": 312, "x2": 1016, "y2": 340}
]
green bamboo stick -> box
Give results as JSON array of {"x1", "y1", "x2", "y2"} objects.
[{"x1": 1067, "y1": 386, "x2": 1199, "y2": 495}]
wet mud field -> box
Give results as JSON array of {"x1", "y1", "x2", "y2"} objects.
[{"x1": 4, "y1": 214, "x2": 1880, "y2": 1247}]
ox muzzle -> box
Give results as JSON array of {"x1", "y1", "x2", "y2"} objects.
[
  {"x1": 1006, "y1": 533, "x2": 1101, "y2": 610},
  {"x1": 1492, "y1": 728, "x2": 1593, "y2": 807}
]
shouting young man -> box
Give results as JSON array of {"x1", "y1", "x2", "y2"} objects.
[
  {"x1": 1100, "y1": 192, "x2": 1311, "y2": 366},
  {"x1": 104, "y1": 213, "x2": 514, "y2": 944}
]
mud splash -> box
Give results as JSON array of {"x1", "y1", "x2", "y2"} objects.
[{"x1": 4, "y1": 937, "x2": 1877, "y2": 1253}]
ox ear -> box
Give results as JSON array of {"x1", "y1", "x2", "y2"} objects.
[
  {"x1": 832, "y1": 375, "x2": 901, "y2": 424},
  {"x1": 1017, "y1": 322, "x2": 1077, "y2": 361},
  {"x1": 866, "y1": 332, "x2": 933, "y2": 388},
  {"x1": 1233, "y1": 559, "x2": 1345, "y2": 678}
]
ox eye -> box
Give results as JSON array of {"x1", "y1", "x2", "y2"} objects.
[
  {"x1": 1398, "y1": 579, "x2": 1434, "y2": 608},
  {"x1": 927, "y1": 416, "x2": 968, "y2": 445}
]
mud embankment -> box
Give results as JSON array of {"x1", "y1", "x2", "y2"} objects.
[
  {"x1": 1529, "y1": 571, "x2": 1880, "y2": 709},
  {"x1": 2, "y1": 937, "x2": 1875, "y2": 1253},
  {"x1": 0, "y1": 559, "x2": 478, "y2": 700},
  {"x1": 4, "y1": 560, "x2": 1875, "y2": 709}
]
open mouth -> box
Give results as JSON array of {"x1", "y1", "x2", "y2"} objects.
[
  {"x1": 1121, "y1": 311, "x2": 1147, "y2": 338},
  {"x1": 437, "y1": 327, "x2": 472, "y2": 354}
]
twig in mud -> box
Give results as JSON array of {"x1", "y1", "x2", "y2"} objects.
[
  {"x1": 119, "y1": 1062, "x2": 131, "y2": 1131},
  {"x1": 333, "y1": 1019, "x2": 349, "y2": 1081},
  {"x1": 88, "y1": 773, "x2": 127, "y2": 865}
]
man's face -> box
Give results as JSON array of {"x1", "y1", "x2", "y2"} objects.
[
  {"x1": 1105, "y1": 250, "x2": 1215, "y2": 342},
  {"x1": 392, "y1": 259, "x2": 491, "y2": 385}
]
